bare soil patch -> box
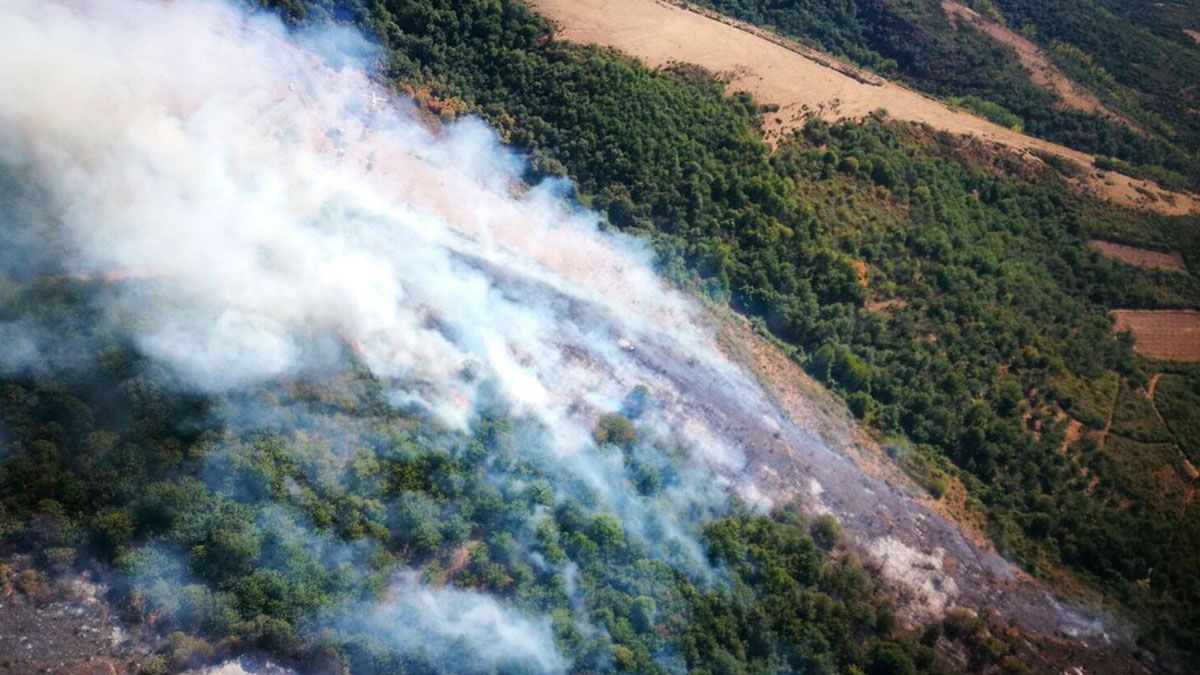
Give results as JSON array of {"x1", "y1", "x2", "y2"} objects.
[
  {"x1": 1111, "y1": 309, "x2": 1200, "y2": 361},
  {"x1": 865, "y1": 298, "x2": 908, "y2": 314},
  {"x1": 1088, "y1": 240, "x2": 1187, "y2": 272},
  {"x1": 1060, "y1": 416, "x2": 1084, "y2": 453},
  {"x1": 1185, "y1": 29, "x2": 1200, "y2": 45},
  {"x1": 529, "y1": 0, "x2": 1200, "y2": 215},
  {"x1": 942, "y1": 1, "x2": 1127, "y2": 123}
]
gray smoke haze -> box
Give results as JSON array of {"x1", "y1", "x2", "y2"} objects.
[
  {"x1": 0, "y1": 0, "x2": 1119, "y2": 666},
  {"x1": 336, "y1": 571, "x2": 565, "y2": 673},
  {"x1": 0, "y1": 0, "x2": 774, "y2": 670}
]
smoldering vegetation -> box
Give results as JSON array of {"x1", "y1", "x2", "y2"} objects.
[
  {"x1": 0, "y1": 0, "x2": 1118, "y2": 673},
  {"x1": 0, "y1": 0, "x2": 760, "y2": 670}
]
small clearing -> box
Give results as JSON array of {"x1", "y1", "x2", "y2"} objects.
[
  {"x1": 1110, "y1": 309, "x2": 1200, "y2": 361},
  {"x1": 529, "y1": 0, "x2": 1200, "y2": 216},
  {"x1": 1088, "y1": 240, "x2": 1187, "y2": 272},
  {"x1": 1060, "y1": 416, "x2": 1084, "y2": 454},
  {"x1": 942, "y1": 1, "x2": 1125, "y2": 123},
  {"x1": 864, "y1": 298, "x2": 908, "y2": 314},
  {"x1": 1185, "y1": 29, "x2": 1200, "y2": 45}
]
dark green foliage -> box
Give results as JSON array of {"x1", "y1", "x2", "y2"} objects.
[
  {"x1": 699, "y1": 0, "x2": 1200, "y2": 190},
  {"x1": 593, "y1": 413, "x2": 637, "y2": 449},
  {"x1": 948, "y1": 96, "x2": 1025, "y2": 132},
  {"x1": 1155, "y1": 372, "x2": 1200, "y2": 465}
]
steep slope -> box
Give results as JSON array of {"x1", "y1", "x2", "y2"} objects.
[
  {"x1": 529, "y1": 0, "x2": 1200, "y2": 215},
  {"x1": 6, "y1": 1, "x2": 1119, "y2": 672},
  {"x1": 940, "y1": 0, "x2": 1123, "y2": 121}
]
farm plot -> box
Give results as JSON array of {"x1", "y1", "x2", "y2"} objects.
[
  {"x1": 1110, "y1": 309, "x2": 1200, "y2": 361},
  {"x1": 1088, "y1": 240, "x2": 1187, "y2": 272}
]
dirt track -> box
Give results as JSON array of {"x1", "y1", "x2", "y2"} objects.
[{"x1": 528, "y1": 0, "x2": 1200, "y2": 216}]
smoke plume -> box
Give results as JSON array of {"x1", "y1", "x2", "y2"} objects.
[{"x1": 0, "y1": 0, "x2": 769, "y2": 669}]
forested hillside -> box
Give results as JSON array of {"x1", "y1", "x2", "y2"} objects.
[
  {"x1": 2, "y1": 0, "x2": 1199, "y2": 672},
  {"x1": 697, "y1": 0, "x2": 1200, "y2": 192},
  {"x1": 265, "y1": 0, "x2": 1200, "y2": 660},
  {"x1": 2, "y1": 279, "x2": 984, "y2": 672}
]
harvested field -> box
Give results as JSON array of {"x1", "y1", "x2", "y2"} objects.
[
  {"x1": 942, "y1": 1, "x2": 1124, "y2": 123},
  {"x1": 1088, "y1": 240, "x2": 1187, "y2": 272},
  {"x1": 529, "y1": 0, "x2": 1200, "y2": 216},
  {"x1": 1111, "y1": 310, "x2": 1200, "y2": 361}
]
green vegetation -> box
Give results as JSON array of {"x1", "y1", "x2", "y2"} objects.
[
  {"x1": 3, "y1": 0, "x2": 1200, "y2": 668},
  {"x1": 993, "y1": 0, "x2": 1200, "y2": 148},
  {"x1": 1047, "y1": 370, "x2": 1118, "y2": 430},
  {"x1": 1155, "y1": 371, "x2": 1200, "y2": 465},
  {"x1": 1109, "y1": 378, "x2": 1171, "y2": 444},
  {"x1": 0, "y1": 279, "x2": 1008, "y2": 672},
  {"x1": 698, "y1": 0, "x2": 1200, "y2": 190},
  {"x1": 1095, "y1": 435, "x2": 1193, "y2": 516},
  {"x1": 947, "y1": 95, "x2": 1025, "y2": 131},
  {"x1": 1095, "y1": 155, "x2": 1191, "y2": 193}
]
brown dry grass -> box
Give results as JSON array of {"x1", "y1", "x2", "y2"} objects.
[
  {"x1": 942, "y1": 1, "x2": 1127, "y2": 124},
  {"x1": 1111, "y1": 309, "x2": 1200, "y2": 361},
  {"x1": 529, "y1": 0, "x2": 1200, "y2": 216},
  {"x1": 1088, "y1": 240, "x2": 1187, "y2": 272}
]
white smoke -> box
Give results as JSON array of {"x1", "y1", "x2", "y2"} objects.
[
  {"x1": 1, "y1": 0, "x2": 1101, "y2": 662},
  {"x1": 0, "y1": 0, "x2": 712, "y2": 420},
  {"x1": 0, "y1": 0, "x2": 768, "y2": 669},
  {"x1": 338, "y1": 572, "x2": 567, "y2": 674}
]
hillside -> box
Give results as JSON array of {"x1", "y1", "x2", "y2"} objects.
[
  {"x1": 530, "y1": 0, "x2": 1200, "y2": 216},
  {"x1": 694, "y1": 0, "x2": 1200, "y2": 193},
  {"x1": 2, "y1": 0, "x2": 1200, "y2": 673}
]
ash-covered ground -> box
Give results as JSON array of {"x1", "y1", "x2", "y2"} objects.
[
  {"x1": 478, "y1": 254, "x2": 1117, "y2": 643},
  {"x1": 0, "y1": 554, "x2": 147, "y2": 674}
]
